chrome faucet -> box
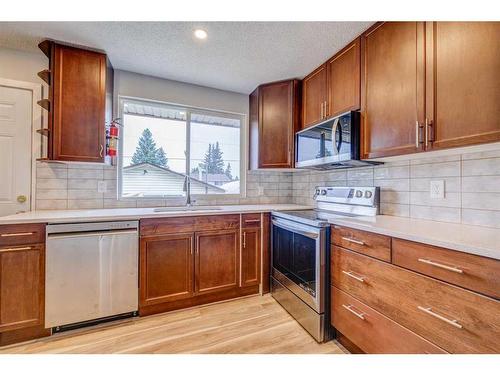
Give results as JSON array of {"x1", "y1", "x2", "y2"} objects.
[{"x1": 183, "y1": 175, "x2": 195, "y2": 207}]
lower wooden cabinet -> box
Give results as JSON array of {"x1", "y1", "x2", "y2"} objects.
[{"x1": 139, "y1": 214, "x2": 265, "y2": 316}]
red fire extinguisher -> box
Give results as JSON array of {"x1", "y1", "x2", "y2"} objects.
[{"x1": 107, "y1": 118, "x2": 120, "y2": 157}]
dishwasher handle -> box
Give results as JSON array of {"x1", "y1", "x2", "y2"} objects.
[{"x1": 47, "y1": 229, "x2": 138, "y2": 239}]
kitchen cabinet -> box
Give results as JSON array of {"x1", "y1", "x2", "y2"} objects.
[
  {"x1": 326, "y1": 38, "x2": 361, "y2": 118},
  {"x1": 249, "y1": 79, "x2": 300, "y2": 169},
  {"x1": 331, "y1": 225, "x2": 500, "y2": 354},
  {"x1": 0, "y1": 224, "x2": 49, "y2": 346},
  {"x1": 37, "y1": 40, "x2": 113, "y2": 163},
  {"x1": 241, "y1": 214, "x2": 262, "y2": 288},
  {"x1": 140, "y1": 233, "x2": 194, "y2": 306},
  {"x1": 425, "y1": 22, "x2": 500, "y2": 149},
  {"x1": 139, "y1": 214, "x2": 261, "y2": 316},
  {"x1": 361, "y1": 22, "x2": 500, "y2": 159},
  {"x1": 361, "y1": 22, "x2": 426, "y2": 158},
  {"x1": 301, "y1": 64, "x2": 327, "y2": 129}
]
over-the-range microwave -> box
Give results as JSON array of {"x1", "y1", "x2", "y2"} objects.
[{"x1": 295, "y1": 111, "x2": 381, "y2": 170}]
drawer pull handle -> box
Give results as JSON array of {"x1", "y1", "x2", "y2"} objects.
[
  {"x1": 244, "y1": 219, "x2": 260, "y2": 224},
  {"x1": 341, "y1": 237, "x2": 365, "y2": 246},
  {"x1": 342, "y1": 270, "x2": 365, "y2": 283},
  {"x1": 417, "y1": 306, "x2": 463, "y2": 329},
  {"x1": 0, "y1": 246, "x2": 33, "y2": 253},
  {"x1": 342, "y1": 304, "x2": 366, "y2": 320},
  {"x1": 1, "y1": 232, "x2": 34, "y2": 237},
  {"x1": 418, "y1": 258, "x2": 463, "y2": 274}
]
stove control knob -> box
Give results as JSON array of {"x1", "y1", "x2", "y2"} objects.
[
  {"x1": 365, "y1": 190, "x2": 373, "y2": 198},
  {"x1": 355, "y1": 190, "x2": 363, "y2": 198},
  {"x1": 321, "y1": 189, "x2": 327, "y2": 195}
]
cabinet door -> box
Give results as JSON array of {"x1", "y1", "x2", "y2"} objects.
[
  {"x1": 426, "y1": 22, "x2": 500, "y2": 149},
  {"x1": 0, "y1": 245, "x2": 44, "y2": 332},
  {"x1": 257, "y1": 80, "x2": 299, "y2": 168},
  {"x1": 140, "y1": 233, "x2": 194, "y2": 306},
  {"x1": 241, "y1": 228, "x2": 261, "y2": 287},
  {"x1": 327, "y1": 38, "x2": 361, "y2": 118},
  {"x1": 52, "y1": 44, "x2": 106, "y2": 162},
  {"x1": 195, "y1": 229, "x2": 239, "y2": 294},
  {"x1": 361, "y1": 22, "x2": 426, "y2": 158},
  {"x1": 302, "y1": 64, "x2": 327, "y2": 129}
]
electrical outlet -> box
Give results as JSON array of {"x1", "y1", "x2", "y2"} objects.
[
  {"x1": 257, "y1": 186, "x2": 264, "y2": 196},
  {"x1": 430, "y1": 180, "x2": 445, "y2": 199},
  {"x1": 97, "y1": 181, "x2": 107, "y2": 193}
]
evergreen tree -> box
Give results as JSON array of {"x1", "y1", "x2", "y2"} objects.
[
  {"x1": 224, "y1": 163, "x2": 233, "y2": 180},
  {"x1": 131, "y1": 128, "x2": 169, "y2": 168},
  {"x1": 211, "y1": 142, "x2": 225, "y2": 174}
]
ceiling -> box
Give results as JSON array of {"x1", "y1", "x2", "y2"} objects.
[{"x1": 0, "y1": 22, "x2": 373, "y2": 94}]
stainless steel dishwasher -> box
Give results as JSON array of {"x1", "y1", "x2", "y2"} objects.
[{"x1": 45, "y1": 221, "x2": 139, "y2": 330}]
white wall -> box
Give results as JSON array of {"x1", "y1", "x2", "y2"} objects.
[
  {"x1": 0, "y1": 47, "x2": 47, "y2": 86},
  {"x1": 114, "y1": 70, "x2": 249, "y2": 116}
]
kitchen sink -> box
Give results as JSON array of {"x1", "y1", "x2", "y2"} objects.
[{"x1": 153, "y1": 206, "x2": 223, "y2": 213}]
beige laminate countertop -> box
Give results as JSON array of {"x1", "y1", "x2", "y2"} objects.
[
  {"x1": 326, "y1": 214, "x2": 500, "y2": 261},
  {"x1": 0, "y1": 204, "x2": 311, "y2": 225}
]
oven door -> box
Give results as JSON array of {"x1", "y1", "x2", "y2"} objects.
[{"x1": 271, "y1": 217, "x2": 326, "y2": 313}]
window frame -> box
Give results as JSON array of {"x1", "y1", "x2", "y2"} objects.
[{"x1": 117, "y1": 96, "x2": 247, "y2": 202}]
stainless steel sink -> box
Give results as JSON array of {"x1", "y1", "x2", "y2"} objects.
[{"x1": 153, "y1": 206, "x2": 223, "y2": 213}]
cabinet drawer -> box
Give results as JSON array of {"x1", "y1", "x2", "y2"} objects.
[
  {"x1": 331, "y1": 225, "x2": 391, "y2": 261},
  {"x1": 332, "y1": 246, "x2": 500, "y2": 353},
  {"x1": 393, "y1": 239, "x2": 500, "y2": 299},
  {"x1": 0, "y1": 224, "x2": 45, "y2": 247},
  {"x1": 241, "y1": 213, "x2": 261, "y2": 228},
  {"x1": 331, "y1": 287, "x2": 446, "y2": 353},
  {"x1": 140, "y1": 215, "x2": 240, "y2": 236}
]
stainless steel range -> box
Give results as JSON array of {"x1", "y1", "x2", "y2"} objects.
[{"x1": 271, "y1": 186, "x2": 379, "y2": 342}]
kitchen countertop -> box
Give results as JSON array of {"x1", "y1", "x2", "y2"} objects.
[
  {"x1": 0, "y1": 204, "x2": 311, "y2": 225},
  {"x1": 327, "y1": 215, "x2": 500, "y2": 261}
]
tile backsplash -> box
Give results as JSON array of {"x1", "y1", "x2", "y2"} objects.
[
  {"x1": 292, "y1": 147, "x2": 500, "y2": 229},
  {"x1": 35, "y1": 146, "x2": 500, "y2": 229}
]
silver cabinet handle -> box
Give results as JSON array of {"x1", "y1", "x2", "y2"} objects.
[
  {"x1": 418, "y1": 258, "x2": 464, "y2": 274},
  {"x1": 0, "y1": 246, "x2": 33, "y2": 253},
  {"x1": 341, "y1": 236, "x2": 365, "y2": 246},
  {"x1": 244, "y1": 219, "x2": 260, "y2": 224},
  {"x1": 324, "y1": 101, "x2": 328, "y2": 118},
  {"x1": 417, "y1": 306, "x2": 462, "y2": 329},
  {"x1": 272, "y1": 219, "x2": 319, "y2": 239},
  {"x1": 425, "y1": 118, "x2": 434, "y2": 147},
  {"x1": 99, "y1": 144, "x2": 104, "y2": 157},
  {"x1": 1, "y1": 232, "x2": 34, "y2": 237},
  {"x1": 320, "y1": 102, "x2": 324, "y2": 119},
  {"x1": 342, "y1": 304, "x2": 366, "y2": 320},
  {"x1": 242, "y1": 231, "x2": 246, "y2": 248},
  {"x1": 342, "y1": 270, "x2": 365, "y2": 283}
]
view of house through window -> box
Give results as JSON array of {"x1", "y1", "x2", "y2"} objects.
[{"x1": 120, "y1": 99, "x2": 242, "y2": 198}]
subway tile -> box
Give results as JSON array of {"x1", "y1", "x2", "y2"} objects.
[
  {"x1": 279, "y1": 174, "x2": 293, "y2": 183},
  {"x1": 260, "y1": 174, "x2": 280, "y2": 183},
  {"x1": 380, "y1": 203, "x2": 410, "y2": 217},
  {"x1": 375, "y1": 178, "x2": 410, "y2": 192},
  {"x1": 36, "y1": 189, "x2": 68, "y2": 200},
  {"x1": 68, "y1": 189, "x2": 103, "y2": 200},
  {"x1": 410, "y1": 177, "x2": 461, "y2": 193},
  {"x1": 410, "y1": 205, "x2": 461, "y2": 223},
  {"x1": 380, "y1": 191, "x2": 410, "y2": 204},
  {"x1": 260, "y1": 182, "x2": 278, "y2": 190},
  {"x1": 37, "y1": 178, "x2": 67, "y2": 190},
  {"x1": 36, "y1": 161, "x2": 67, "y2": 169},
  {"x1": 278, "y1": 196, "x2": 293, "y2": 204},
  {"x1": 462, "y1": 176, "x2": 500, "y2": 193},
  {"x1": 461, "y1": 147, "x2": 500, "y2": 160},
  {"x1": 37, "y1": 166, "x2": 68, "y2": 179},
  {"x1": 68, "y1": 179, "x2": 99, "y2": 190},
  {"x1": 67, "y1": 199, "x2": 103, "y2": 209},
  {"x1": 68, "y1": 168, "x2": 104, "y2": 179},
  {"x1": 461, "y1": 209, "x2": 500, "y2": 228},
  {"x1": 103, "y1": 199, "x2": 136, "y2": 208},
  {"x1": 326, "y1": 170, "x2": 347, "y2": 181},
  {"x1": 36, "y1": 199, "x2": 67, "y2": 210},
  {"x1": 136, "y1": 199, "x2": 167, "y2": 208},
  {"x1": 67, "y1": 163, "x2": 104, "y2": 170},
  {"x1": 247, "y1": 182, "x2": 260, "y2": 190},
  {"x1": 374, "y1": 165, "x2": 409, "y2": 180},
  {"x1": 278, "y1": 182, "x2": 292, "y2": 190},
  {"x1": 410, "y1": 154, "x2": 461, "y2": 165},
  {"x1": 347, "y1": 167, "x2": 374, "y2": 181},
  {"x1": 410, "y1": 191, "x2": 461, "y2": 208},
  {"x1": 462, "y1": 158, "x2": 500, "y2": 176},
  {"x1": 462, "y1": 192, "x2": 500, "y2": 211},
  {"x1": 246, "y1": 173, "x2": 260, "y2": 183},
  {"x1": 347, "y1": 179, "x2": 374, "y2": 187},
  {"x1": 104, "y1": 168, "x2": 117, "y2": 180},
  {"x1": 410, "y1": 161, "x2": 460, "y2": 178}
]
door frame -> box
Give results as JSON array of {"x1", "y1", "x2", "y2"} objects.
[{"x1": 0, "y1": 78, "x2": 43, "y2": 212}]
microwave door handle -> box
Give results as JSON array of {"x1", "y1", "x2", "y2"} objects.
[
  {"x1": 272, "y1": 219, "x2": 319, "y2": 239},
  {"x1": 332, "y1": 118, "x2": 340, "y2": 155}
]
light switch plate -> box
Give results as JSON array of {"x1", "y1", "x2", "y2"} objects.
[
  {"x1": 97, "y1": 181, "x2": 107, "y2": 193},
  {"x1": 430, "y1": 180, "x2": 445, "y2": 199}
]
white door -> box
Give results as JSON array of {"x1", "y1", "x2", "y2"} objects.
[{"x1": 0, "y1": 85, "x2": 32, "y2": 216}]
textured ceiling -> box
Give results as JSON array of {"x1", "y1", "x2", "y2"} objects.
[{"x1": 0, "y1": 22, "x2": 373, "y2": 94}]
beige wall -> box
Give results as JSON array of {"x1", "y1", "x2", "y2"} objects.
[{"x1": 0, "y1": 47, "x2": 47, "y2": 86}]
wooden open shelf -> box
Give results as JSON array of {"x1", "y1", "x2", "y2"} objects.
[
  {"x1": 37, "y1": 99, "x2": 50, "y2": 111},
  {"x1": 37, "y1": 70, "x2": 51, "y2": 85},
  {"x1": 36, "y1": 128, "x2": 50, "y2": 136},
  {"x1": 38, "y1": 40, "x2": 52, "y2": 58}
]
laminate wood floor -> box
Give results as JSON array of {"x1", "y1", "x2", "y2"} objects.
[{"x1": 0, "y1": 295, "x2": 346, "y2": 354}]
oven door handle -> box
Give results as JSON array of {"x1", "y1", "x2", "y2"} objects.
[{"x1": 272, "y1": 219, "x2": 319, "y2": 239}]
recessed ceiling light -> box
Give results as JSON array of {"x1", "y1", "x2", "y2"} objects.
[{"x1": 194, "y1": 29, "x2": 208, "y2": 40}]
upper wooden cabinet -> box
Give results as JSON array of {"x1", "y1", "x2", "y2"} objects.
[
  {"x1": 301, "y1": 38, "x2": 361, "y2": 130},
  {"x1": 361, "y1": 22, "x2": 500, "y2": 159},
  {"x1": 249, "y1": 79, "x2": 300, "y2": 169},
  {"x1": 301, "y1": 64, "x2": 327, "y2": 129},
  {"x1": 361, "y1": 22, "x2": 426, "y2": 158},
  {"x1": 38, "y1": 41, "x2": 113, "y2": 163},
  {"x1": 326, "y1": 38, "x2": 361, "y2": 119},
  {"x1": 425, "y1": 22, "x2": 500, "y2": 149}
]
